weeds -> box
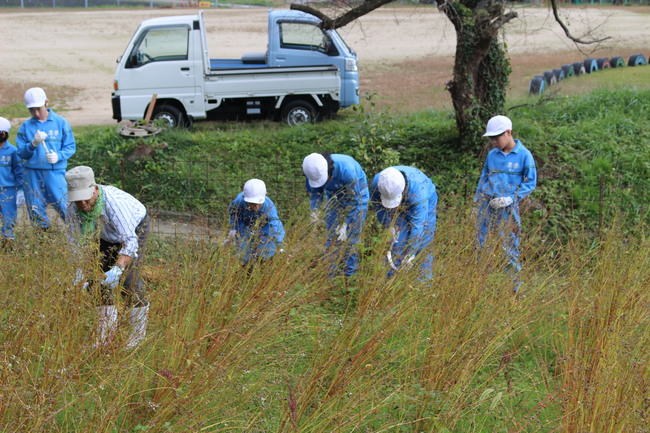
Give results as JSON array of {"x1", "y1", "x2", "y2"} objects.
[{"x1": 1, "y1": 203, "x2": 647, "y2": 432}]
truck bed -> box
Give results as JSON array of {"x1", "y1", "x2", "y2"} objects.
[{"x1": 210, "y1": 52, "x2": 268, "y2": 69}]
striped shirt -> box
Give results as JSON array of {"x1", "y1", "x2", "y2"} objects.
[{"x1": 66, "y1": 185, "x2": 147, "y2": 258}]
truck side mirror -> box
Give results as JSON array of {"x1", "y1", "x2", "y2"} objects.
[{"x1": 325, "y1": 38, "x2": 339, "y2": 56}]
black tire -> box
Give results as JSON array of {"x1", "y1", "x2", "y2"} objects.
[
  {"x1": 628, "y1": 54, "x2": 647, "y2": 66},
  {"x1": 552, "y1": 68, "x2": 565, "y2": 81},
  {"x1": 609, "y1": 56, "x2": 625, "y2": 68},
  {"x1": 596, "y1": 57, "x2": 610, "y2": 70},
  {"x1": 281, "y1": 100, "x2": 317, "y2": 127},
  {"x1": 561, "y1": 64, "x2": 575, "y2": 78},
  {"x1": 583, "y1": 58, "x2": 598, "y2": 73},
  {"x1": 572, "y1": 61, "x2": 586, "y2": 76},
  {"x1": 543, "y1": 70, "x2": 557, "y2": 86},
  {"x1": 152, "y1": 104, "x2": 184, "y2": 129},
  {"x1": 529, "y1": 75, "x2": 546, "y2": 95}
]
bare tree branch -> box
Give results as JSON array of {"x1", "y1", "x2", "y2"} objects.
[
  {"x1": 291, "y1": 0, "x2": 394, "y2": 30},
  {"x1": 549, "y1": 0, "x2": 611, "y2": 45}
]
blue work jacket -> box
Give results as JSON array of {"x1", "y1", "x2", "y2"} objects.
[
  {"x1": 306, "y1": 154, "x2": 369, "y2": 235},
  {"x1": 16, "y1": 109, "x2": 76, "y2": 170},
  {"x1": 0, "y1": 141, "x2": 23, "y2": 188},
  {"x1": 229, "y1": 193, "x2": 285, "y2": 261},
  {"x1": 474, "y1": 139, "x2": 537, "y2": 204},
  {"x1": 371, "y1": 166, "x2": 437, "y2": 257}
]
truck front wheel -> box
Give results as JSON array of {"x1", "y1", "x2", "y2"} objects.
[
  {"x1": 152, "y1": 104, "x2": 185, "y2": 128},
  {"x1": 281, "y1": 100, "x2": 317, "y2": 127}
]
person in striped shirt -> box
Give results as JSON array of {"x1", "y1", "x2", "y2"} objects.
[{"x1": 65, "y1": 166, "x2": 150, "y2": 349}]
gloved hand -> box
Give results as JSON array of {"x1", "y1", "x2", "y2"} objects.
[
  {"x1": 101, "y1": 266, "x2": 123, "y2": 290},
  {"x1": 489, "y1": 196, "x2": 514, "y2": 209},
  {"x1": 390, "y1": 227, "x2": 399, "y2": 244},
  {"x1": 31, "y1": 130, "x2": 47, "y2": 148},
  {"x1": 403, "y1": 254, "x2": 416, "y2": 270},
  {"x1": 310, "y1": 211, "x2": 321, "y2": 224},
  {"x1": 15, "y1": 189, "x2": 25, "y2": 207},
  {"x1": 73, "y1": 269, "x2": 89, "y2": 290},
  {"x1": 335, "y1": 223, "x2": 348, "y2": 241},
  {"x1": 222, "y1": 229, "x2": 236, "y2": 246},
  {"x1": 387, "y1": 251, "x2": 399, "y2": 271},
  {"x1": 46, "y1": 149, "x2": 59, "y2": 164},
  {"x1": 73, "y1": 269, "x2": 85, "y2": 285}
]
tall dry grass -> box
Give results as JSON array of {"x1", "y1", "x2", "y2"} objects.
[{"x1": 0, "y1": 206, "x2": 647, "y2": 432}]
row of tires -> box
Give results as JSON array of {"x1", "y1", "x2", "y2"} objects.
[{"x1": 529, "y1": 53, "x2": 648, "y2": 95}]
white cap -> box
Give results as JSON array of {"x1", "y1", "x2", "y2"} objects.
[
  {"x1": 243, "y1": 179, "x2": 266, "y2": 204},
  {"x1": 302, "y1": 153, "x2": 328, "y2": 188},
  {"x1": 65, "y1": 166, "x2": 97, "y2": 202},
  {"x1": 483, "y1": 115, "x2": 512, "y2": 137},
  {"x1": 377, "y1": 167, "x2": 406, "y2": 209},
  {"x1": 24, "y1": 87, "x2": 48, "y2": 109},
  {"x1": 0, "y1": 117, "x2": 10, "y2": 133}
]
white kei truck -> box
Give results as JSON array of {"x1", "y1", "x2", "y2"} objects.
[{"x1": 111, "y1": 9, "x2": 360, "y2": 127}]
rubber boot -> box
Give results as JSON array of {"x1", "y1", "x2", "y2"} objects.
[
  {"x1": 96, "y1": 305, "x2": 118, "y2": 347},
  {"x1": 126, "y1": 303, "x2": 149, "y2": 349}
]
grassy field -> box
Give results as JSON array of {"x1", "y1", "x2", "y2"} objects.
[
  {"x1": 0, "y1": 202, "x2": 647, "y2": 432},
  {"x1": 2, "y1": 85, "x2": 649, "y2": 431}
]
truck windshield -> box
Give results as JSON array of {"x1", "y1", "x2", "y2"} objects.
[
  {"x1": 127, "y1": 26, "x2": 190, "y2": 68},
  {"x1": 279, "y1": 22, "x2": 328, "y2": 53}
]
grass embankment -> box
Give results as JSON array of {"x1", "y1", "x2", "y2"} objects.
[
  {"x1": 71, "y1": 81, "x2": 650, "y2": 242},
  {"x1": 1, "y1": 74, "x2": 648, "y2": 431}
]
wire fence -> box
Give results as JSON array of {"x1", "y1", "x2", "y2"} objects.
[
  {"x1": 55, "y1": 155, "x2": 646, "y2": 242},
  {"x1": 3, "y1": 0, "x2": 648, "y2": 8}
]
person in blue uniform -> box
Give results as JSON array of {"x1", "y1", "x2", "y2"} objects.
[
  {"x1": 0, "y1": 117, "x2": 24, "y2": 246},
  {"x1": 16, "y1": 87, "x2": 76, "y2": 230},
  {"x1": 371, "y1": 166, "x2": 437, "y2": 279},
  {"x1": 475, "y1": 115, "x2": 537, "y2": 292},
  {"x1": 225, "y1": 179, "x2": 285, "y2": 266},
  {"x1": 302, "y1": 152, "x2": 369, "y2": 277}
]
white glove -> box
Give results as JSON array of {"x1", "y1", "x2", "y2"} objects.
[
  {"x1": 73, "y1": 269, "x2": 89, "y2": 290},
  {"x1": 73, "y1": 269, "x2": 85, "y2": 285},
  {"x1": 101, "y1": 266, "x2": 123, "y2": 289},
  {"x1": 46, "y1": 149, "x2": 59, "y2": 164},
  {"x1": 31, "y1": 130, "x2": 47, "y2": 148},
  {"x1": 403, "y1": 254, "x2": 416, "y2": 270},
  {"x1": 310, "y1": 211, "x2": 320, "y2": 224},
  {"x1": 222, "y1": 229, "x2": 236, "y2": 246},
  {"x1": 390, "y1": 227, "x2": 399, "y2": 244},
  {"x1": 16, "y1": 190, "x2": 25, "y2": 207},
  {"x1": 335, "y1": 223, "x2": 348, "y2": 241},
  {"x1": 489, "y1": 196, "x2": 514, "y2": 209},
  {"x1": 386, "y1": 251, "x2": 399, "y2": 271}
]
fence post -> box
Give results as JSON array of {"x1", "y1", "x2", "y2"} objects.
[{"x1": 598, "y1": 173, "x2": 604, "y2": 241}]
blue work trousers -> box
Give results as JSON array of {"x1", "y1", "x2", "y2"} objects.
[
  {"x1": 324, "y1": 206, "x2": 367, "y2": 277},
  {"x1": 0, "y1": 187, "x2": 18, "y2": 239},
  {"x1": 23, "y1": 168, "x2": 67, "y2": 229},
  {"x1": 477, "y1": 203, "x2": 522, "y2": 290}
]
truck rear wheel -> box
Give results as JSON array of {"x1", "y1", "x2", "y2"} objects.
[
  {"x1": 281, "y1": 100, "x2": 317, "y2": 127},
  {"x1": 152, "y1": 104, "x2": 185, "y2": 129}
]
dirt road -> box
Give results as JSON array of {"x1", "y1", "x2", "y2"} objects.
[{"x1": 1, "y1": 5, "x2": 649, "y2": 125}]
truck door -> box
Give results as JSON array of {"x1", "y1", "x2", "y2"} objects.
[
  {"x1": 118, "y1": 24, "x2": 203, "y2": 120},
  {"x1": 270, "y1": 20, "x2": 345, "y2": 72}
]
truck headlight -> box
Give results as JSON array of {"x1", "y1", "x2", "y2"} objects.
[{"x1": 345, "y1": 57, "x2": 357, "y2": 72}]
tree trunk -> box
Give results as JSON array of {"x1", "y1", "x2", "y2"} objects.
[{"x1": 438, "y1": 1, "x2": 515, "y2": 153}]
